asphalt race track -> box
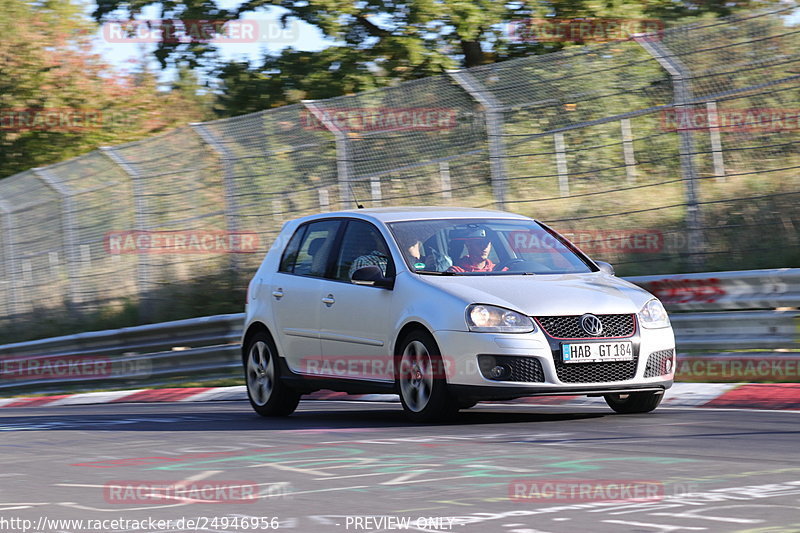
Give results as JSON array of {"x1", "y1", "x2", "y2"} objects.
[{"x1": 1, "y1": 400, "x2": 799, "y2": 533}]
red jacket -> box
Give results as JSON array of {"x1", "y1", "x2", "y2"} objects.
[{"x1": 448, "y1": 257, "x2": 496, "y2": 272}]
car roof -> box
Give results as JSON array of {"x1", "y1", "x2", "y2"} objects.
[{"x1": 292, "y1": 206, "x2": 533, "y2": 225}]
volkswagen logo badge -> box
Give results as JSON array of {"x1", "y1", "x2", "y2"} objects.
[{"x1": 580, "y1": 314, "x2": 604, "y2": 336}]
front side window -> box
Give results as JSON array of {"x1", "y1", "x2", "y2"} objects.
[
  {"x1": 387, "y1": 219, "x2": 594, "y2": 275},
  {"x1": 334, "y1": 220, "x2": 392, "y2": 281},
  {"x1": 279, "y1": 220, "x2": 341, "y2": 277}
]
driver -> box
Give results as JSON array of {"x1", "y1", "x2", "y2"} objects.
[{"x1": 447, "y1": 228, "x2": 496, "y2": 272}]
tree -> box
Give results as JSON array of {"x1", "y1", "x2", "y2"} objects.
[
  {"x1": 91, "y1": 0, "x2": 787, "y2": 117},
  {"x1": 0, "y1": 0, "x2": 214, "y2": 179}
]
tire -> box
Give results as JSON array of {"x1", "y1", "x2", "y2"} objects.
[
  {"x1": 604, "y1": 391, "x2": 663, "y2": 414},
  {"x1": 396, "y1": 329, "x2": 457, "y2": 422},
  {"x1": 243, "y1": 332, "x2": 300, "y2": 417}
]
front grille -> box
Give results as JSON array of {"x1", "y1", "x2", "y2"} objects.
[
  {"x1": 536, "y1": 314, "x2": 636, "y2": 339},
  {"x1": 554, "y1": 353, "x2": 639, "y2": 383},
  {"x1": 644, "y1": 349, "x2": 675, "y2": 378},
  {"x1": 478, "y1": 355, "x2": 545, "y2": 383}
]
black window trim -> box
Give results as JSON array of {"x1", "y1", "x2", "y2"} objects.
[
  {"x1": 274, "y1": 217, "x2": 396, "y2": 283},
  {"x1": 278, "y1": 223, "x2": 308, "y2": 274},
  {"x1": 535, "y1": 220, "x2": 599, "y2": 272}
]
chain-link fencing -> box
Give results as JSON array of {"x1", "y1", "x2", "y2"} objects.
[{"x1": 0, "y1": 8, "x2": 797, "y2": 336}]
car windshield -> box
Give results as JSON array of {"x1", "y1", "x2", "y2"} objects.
[{"x1": 387, "y1": 218, "x2": 595, "y2": 275}]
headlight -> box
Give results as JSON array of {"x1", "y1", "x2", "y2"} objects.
[
  {"x1": 466, "y1": 304, "x2": 535, "y2": 333},
  {"x1": 638, "y1": 298, "x2": 671, "y2": 329}
]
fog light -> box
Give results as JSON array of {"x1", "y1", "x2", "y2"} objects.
[
  {"x1": 490, "y1": 365, "x2": 508, "y2": 379},
  {"x1": 665, "y1": 358, "x2": 673, "y2": 373}
]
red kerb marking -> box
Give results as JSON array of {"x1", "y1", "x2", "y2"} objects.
[
  {"x1": 4, "y1": 395, "x2": 70, "y2": 407},
  {"x1": 112, "y1": 387, "x2": 211, "y2": 403},
  {"x1": 703, "y1": 383, "x2": 800, "y2": 410}
]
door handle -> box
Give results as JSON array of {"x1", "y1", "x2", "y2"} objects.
[
  {"x1": 321, "y1": 294, "x2": 335, "y2": 306},
  {"x1": 272, "y1": 289, "x2": 284, "y2": 300}
]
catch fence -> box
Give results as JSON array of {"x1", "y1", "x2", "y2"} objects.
[{"x1": 0, "y1": 8, "x2": 798, "y2": 326}]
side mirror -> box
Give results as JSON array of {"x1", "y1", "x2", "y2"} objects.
[
  {"x1": 351, "y1": 265, "x2": 394, "y2": 289},
  {"x1": 595, "y1": 261, "x2": 615, "y2": 276}
]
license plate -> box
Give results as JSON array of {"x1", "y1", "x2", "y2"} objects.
[{"x1": 562, "y1": 342, "x2": 633, "y2": 363}]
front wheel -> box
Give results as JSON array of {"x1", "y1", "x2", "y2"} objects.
[
  {"x1": 244, "y1": 332, "x2": 300, "y2": 417},
  {"x1": 604, "y1": 391, "x2": 663, "y2": 414},
  {"x1": 396, "y1": 330, "x2": 456, "y2": 422}
]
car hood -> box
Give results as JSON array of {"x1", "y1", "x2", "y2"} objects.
[{"x1": 419, "y1": 272, "x2": 652, "y2": 316}]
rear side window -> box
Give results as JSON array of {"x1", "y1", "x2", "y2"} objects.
[{"x1": 279, "y1": 220, "x2": 341, "y2": 277}]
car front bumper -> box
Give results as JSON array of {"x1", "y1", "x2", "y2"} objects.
[{"x1": 434, "y1": 326, "x2": 675, "y2": 397}]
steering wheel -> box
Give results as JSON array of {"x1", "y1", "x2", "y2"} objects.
[{"x1": 493, "y1": 258, "x2": 526, "y2": 271}]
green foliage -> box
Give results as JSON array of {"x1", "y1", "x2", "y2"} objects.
[
  {"x1": 0, "y1": 271, "x2": 247, "y2": 345},
  {"x1": 87, "y1": 0, "x2": 783, "y2": 116}
]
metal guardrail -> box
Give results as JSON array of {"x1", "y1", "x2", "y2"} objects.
[
  {"x1": 0, "y1": 313, "x2": 244, "y2": 394},
  {"x1": 0, "y1": 269, "x2": 797, "y2": 396},
  {"x1": 627, "y1": 268, "x2": 800, "y2": 311},
  {"x1": 626, "y1": 268, "x2": 800, "y2": 350},
  {"x1": 671, "y1": 310, "x2": 799, "y2": 350}
]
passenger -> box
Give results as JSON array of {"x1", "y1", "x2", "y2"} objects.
[
  {"x1": 405, "y1": 238, "x2": 453, "y2": 272},
  {"x1": 348, "y1": 232, "x2": 390, "y2": 278},
  {"x1": 349, "y1": 247, "x2": 390, "y2": 278}
]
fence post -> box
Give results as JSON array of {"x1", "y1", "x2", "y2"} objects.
[
  {"x1": 302, "y1": 100, "x2": 354, "y2": 209},
  {"x1": 318, "y1": 188, "x2": 330, "y2": 210},
  {"x1": 447, "y1": 70, "x2": 508, "y2": 210},
  {"x1": 635, "y1": 35, "x2": 705, "y2": 271},
  {"x1": 553, "y1": 132, "x2": 570, "y2": 196},
  {"x1": 439, "y1": 161, "x2": 452, "y2": 202},
  {"x1": 706, "y1": 101, "x2": 726, "y2": 180},
  {"x1": 0, "y1": 200, "x2": 21, "y2": 317},
  {"x1": 190, "y1": 123, "x2": 242, "y2": 271},
  {"x1": 33, "y1": 168, "x2": 82, "y2": 310},
  {"x1": 101, "y1": 146, "x2": 154, "y2": 320},
  {"x1": 620, "y1": 118, "x2": 637, "y2": 183},
  {"x1": 370, "y1": 176, "x2": 382, "y2": 207}
]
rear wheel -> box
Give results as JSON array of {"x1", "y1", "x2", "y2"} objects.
[
  {"x1": 604, "y1": 391, "x2": 663, "y2": 414},
  {"x1": 244, "y1": 332, "x2": 300, "y2": 417},
  {"x1": 396, "y1": 330, "x2": 456, "y2": 422}
]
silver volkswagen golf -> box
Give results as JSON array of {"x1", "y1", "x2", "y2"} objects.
[{"x1": 242, "y1": 207, "x2": 675, "y2": 421}]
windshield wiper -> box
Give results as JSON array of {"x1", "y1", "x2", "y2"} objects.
[
  {"x1": 414, "y1": 270, "x2": 461, "y2": 275},
  {"x1": 480, "y1": 270, "x2": 538, "y2": 275}
]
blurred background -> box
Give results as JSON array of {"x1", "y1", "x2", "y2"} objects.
[{"x1": 0, "y1": 0, "x2": 798, "y2": 343}]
